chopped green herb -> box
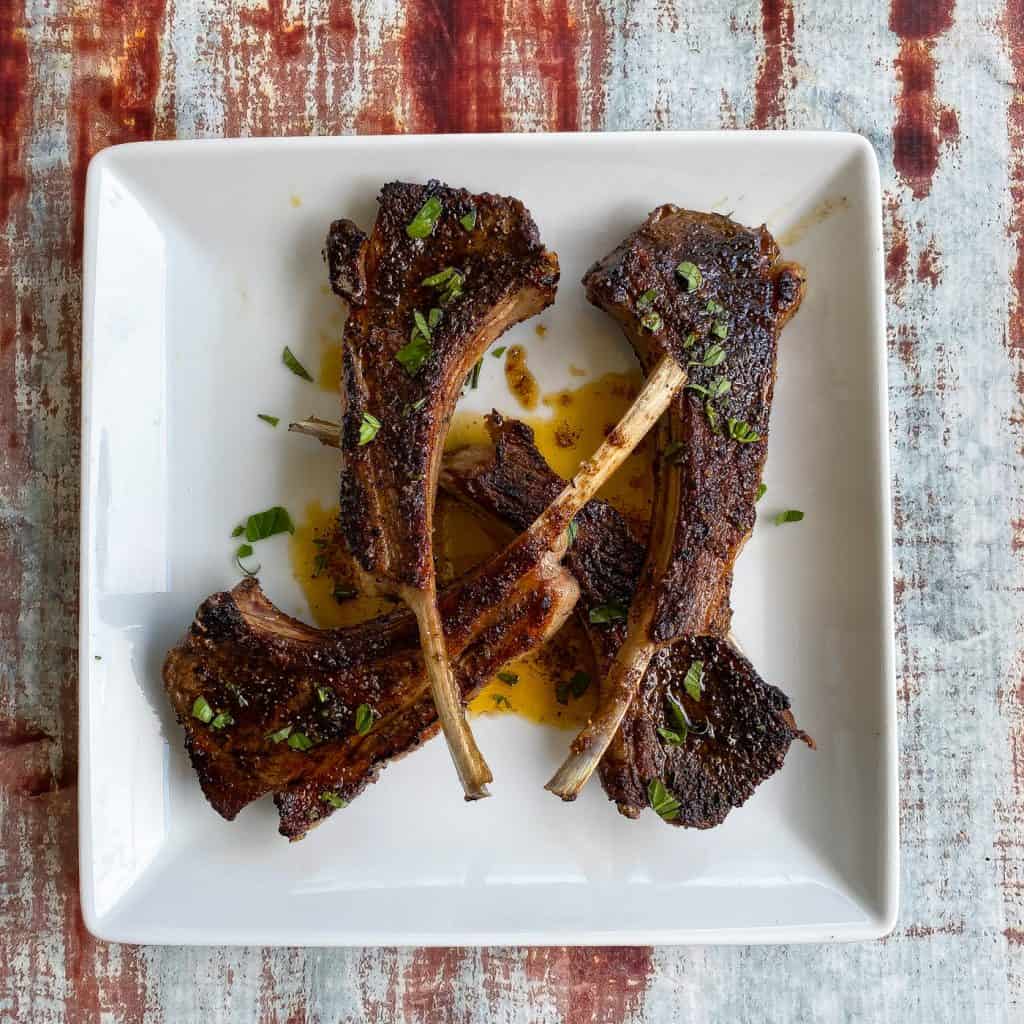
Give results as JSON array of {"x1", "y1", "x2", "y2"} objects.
[
  {"x1": 358, "y1": 412, "x2": 381, "y2": 446},
  {"x1": 589, "y1": 602, "x2": 627, "y2": 624},
  {"x1": 332, "y1": 584, "x2": 357, "y2": 602},
  {"x1": 257, "y1": 413, "x2": 280, "y2": 427},
  {"x1": 244, "y1": 506, "x2": 295, "y2": 542},
  {"x1": 492, "y1": 693, "x2": 512, "y2": 708},
  {"x1": 689, "y1": 343, "x2": 726, "y2": 369},
  {"x1": 756, "y1": 482, "x2": 767, "y2": 502},
  {"x1": 316, "y1": 686, "x2": 331, "y2": 703},
  {"x1": 566, "y1": 518, "x2": 579, "y2": 546},
  {"x1": 663, "y1": 440, "x2": 685, "y2": 463},
  {"x1": 676, "y1": 261, "x2": 702, "y2": 292},
  {"x1": 422, "y1": 266, "x2": 458, "y2": 287},
  {"x1": 413, "y1": 309, "x2": 431, "y2": 340},
  {"x1": 466, "y1": 358, "x2": 483, "y2": 390},
  {"x1": 236, "y1": 543, "x2": 254, "y2": 559},
  {"x1": 396, "y1": 334, "x2": 432, "y2": 376},
  {"x1": 410, "y1": 396, "x2": 427, "y2": 413},
  {"x1": 711, "y1": 321, "x2": 729, "y2": 340},
  {"x1": 705, "y1": 299, "x2": 724, "y2": 316},
  {"x1": 192, "y1": 696, "x2": 214, "y2": 724},
  {"x1": 708, "y1": 376, "x2": 731, "y2": 399},
  {"x1": 684, "y1": 660, "x2": 704, "y2": 701},
  {"x1": 491, "y1": 346, "x2": 507, "y2": 358},
  {"x1": 231, "y1": 524, "x2": 245, "y2": 538},
  {"x1": 267, "y1": 724, "x2": 293, "y2": 743},
  {"x1": 684, "y1": 332, "x2": 699, "y2": 349},
  {"x1": 287, "y1": 731, "x2": 314, "y2": 752},
  {"x1": 569, "y1": 670, "x2": 591, "y2": 699},
  {"x1": 497, "y1": 671, "x2": 519, "y2": 685},
  {"x1": 705, "y1": 401, "x2": 721, "y2": 434},
  {"x1": 658, "y1": 726, "x2": 684, "y2": 746},
  {"x1": 636, "y1": 288, "x2": 658, "y2": 311},
  {"x1": 648, "y1": 778, "x2": 681, "y2": 821},
  {"x1": 667, "y1": 693, "x2": 690, "y2": 738},
  {"x1": 210, "y1": 711, "x2": 234, "y2": 730},
  {"x1": 641, "y1": 311, "x2": 664, "y2": 333},
  {"x1": 428, "y1": 307, "x2": 443, "y2": 329},
  {"x1": 460, "y1": 209, "x2": 477, "y2": 231},
  {"x1": 775, "y1": 509, "x2": 805, "y2": 525},
  {"x1": 282, "y1": 346, "x2": 314, "y2": 381},
  {"x1": 727, "y1": 418, "x2": 761, "y2": 443},
  {"x1": 312, "y1": 552, "x2": 328, "y2": 578},
  {"x1": 354, "y1": 703, "x2": 374, "y2": 735},
  {"x1": 406, "y1": 196, "x2": 442, "y2": 239},
  {"x1": 321, "y1": 791, "x2": 347, "y2": 809}
]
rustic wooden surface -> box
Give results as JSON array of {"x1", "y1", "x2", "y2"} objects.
[{"x1": 0, "y1": 0, "x2": 1019, "y2": 1020}]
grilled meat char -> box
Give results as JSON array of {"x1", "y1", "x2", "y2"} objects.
[
  {"x1": 583, "y1": 208, "x2": 805, "y2": 641},
  {"x1": 163, "y1": 544, "x2": 577, "y2": 833},
  {"x1": 440, "y1": 415, "x2": 810, "y2": 827},
  {"x1": 326, "y1": 182, "x2": 559, "y2": 593},
  {"x1": 326, "y1": 180, "x2": 558, "y2": 798}
]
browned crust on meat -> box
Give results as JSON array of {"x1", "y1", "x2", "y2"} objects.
[
  {"x1": 583, "y1": 207, "x2": 805, "y2": 641},
  {"x1": 328, "y1": 180, "x2": 559, "y2": 592},
  {"x1": 163, "y1": 542, "x2": 577, "y2": 833},
  {"x1": 439, "y1": 415, "x2": 810, "y2": 827}
]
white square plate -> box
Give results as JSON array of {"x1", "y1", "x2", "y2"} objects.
[{"x1": 80, "y1": 132, "x2": 897, "y2": 945}]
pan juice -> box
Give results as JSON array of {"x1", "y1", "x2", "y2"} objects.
[{"x1": 290, "y1": 370, "x2": 653, "y2": 729}]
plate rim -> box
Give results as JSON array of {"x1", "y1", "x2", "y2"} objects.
[{"x1": 78, "y1": 129, "x2": 898, "y2": 946}]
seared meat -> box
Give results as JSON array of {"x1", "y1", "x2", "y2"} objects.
[
  {"x1": 325, "y1": 180, "x2": 559, "y2": 798},
  {"x1": 546, "y1": 208, "x2": 806, "y2": 799},
  {"x1": 582, "y1": 207, "x2": 806, "y2": 640},
  {"x1": 440, "y1": 415, "x2": 810, "y2": 827},
  {"x1": 163, "y1": 542, "x2": 577, "y2": 834}
]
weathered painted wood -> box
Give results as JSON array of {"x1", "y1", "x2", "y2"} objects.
[{"x1": 0, "y1": 0, "x2": 1019, "y2": 1019}]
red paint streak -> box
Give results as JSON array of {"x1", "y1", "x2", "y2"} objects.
[
  {"x1": 891, "y1": 0, "x2": 953, "y2": 37},
  {"x1": 889, "y1": 1, "x2": 957, "y2": 199},
  {"x1": 916, "y1": 237, "x2": 942, "y2": 287},
  {"x1": 70, "y1": 0, "x2": 171, "y2": 256},
  {"x1": 893, "y1": 325, "x2": 917, "y2": 371},
  {"x1": 1007, "y1": 927, "x2": 1024, "y2": 946},
  {"x1": 522, "y1": 947, "x2": 652, "y2": 1024},
  {"x1": 884, "y1": 195, "x2": 909, "y2": 298},
  {"x1": 1013, "y1": 517, "x2": 1024, "y2": 554},
  {"x1": 403, "y1": 949, "x2": 470, "y2": 1020},
  {"x1": 400, "y1": 1, "x2": 582, "y2": 134},
  {"x1": 1006, "y1": 0, "x2": 1024, "y2": 354},
  {"x1": 0, "y1": 2, "x2": 29, "y2": 223},
  {"x1": 240, "y1": 0, "x2": 307, "y2": 63},
  {"x1": 219, "y1": 0, "x2": 312, "y2": 136},
  {"x1": 752, "y1": 0, "x2": 796, "y2": 129}
]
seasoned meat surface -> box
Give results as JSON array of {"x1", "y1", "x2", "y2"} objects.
[
  {"x1": 583, "y1": 208, "x2": 805, "y2": 641},
  {"x1": 326, "y1": 180, "x2": 559, "y2": 592},
  {"x1": 440, "y1": 416, "x2": 810, "y2": 827},
  {"x1": 163, "y1": 546, "x2": 577, "y2": 835}
]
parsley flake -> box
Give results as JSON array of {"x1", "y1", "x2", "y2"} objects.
[
  {"x1": 282, "y1": 346, "x2": 314, "y2": 381},
  {"x1": 358, "y1": 412, "x2": 381, "y2": 445},
  {"x1": 648, "y1": 779, "x2": 681, "y2": 820},
  {"x1": 406, "y1": 196, "x2": 442, "y2": 239}
]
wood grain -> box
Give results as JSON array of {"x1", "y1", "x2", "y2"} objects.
[{"x1": 0, "y1": 0, "x2": 1018, "y2": 1019}]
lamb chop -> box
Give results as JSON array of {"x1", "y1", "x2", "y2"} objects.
[
  {"x1": 324, "y1": 180, "x2": 560, "y2": 799},
  {"x1": 166, "y1": 347, "x2": 683, "y2": 834},
  {"x1": 163, "y1": 536, "x2": 578, "y2": 829},
  {"x1": 439, "y1": 414, "x2": 810, "y2": 826},
  {"x1": 546, "y1": 207, "x2": 806, "y2": 799}
]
